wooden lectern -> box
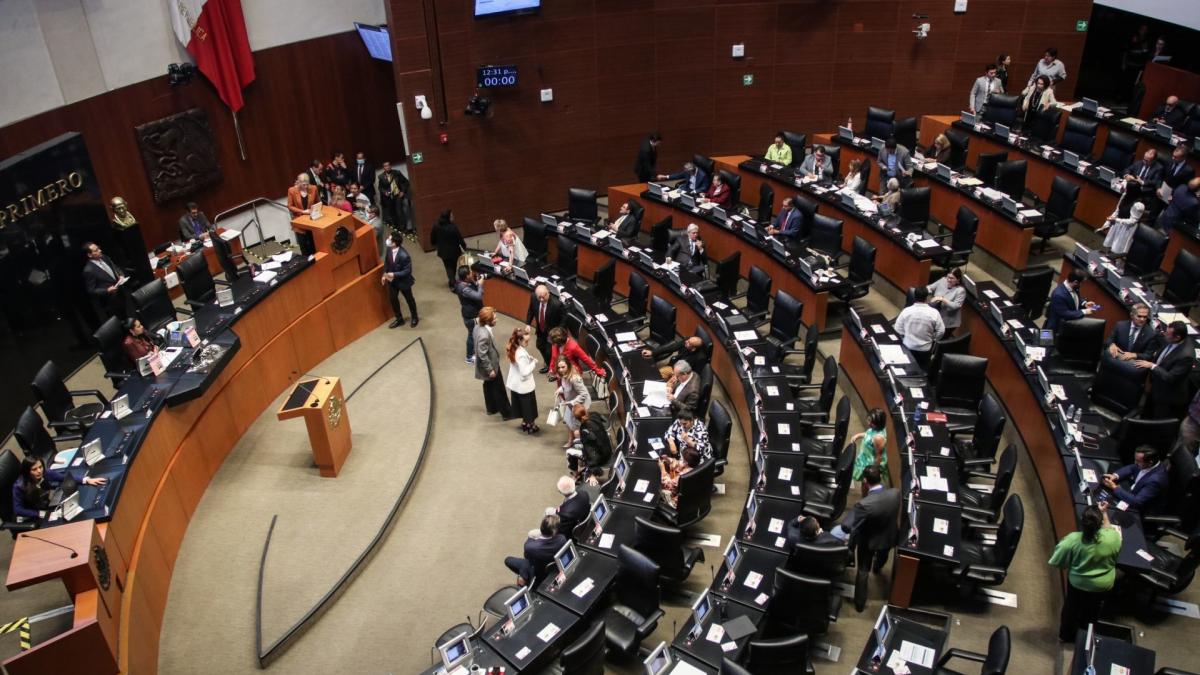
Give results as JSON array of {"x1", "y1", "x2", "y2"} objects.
[
  {"x1": 277, "y1": 376, "x2": 352, "y2": 477},
  {"x1": 290, "y1": 207, "x2": 379, "y2": 287},
  {"x1": 4, "y1": 520, "x2": 120, "y2": 675}
]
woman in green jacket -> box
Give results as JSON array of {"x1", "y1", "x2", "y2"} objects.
[{"x1": 1048, "y1": 502, "x2": 1122, "y2": 642}]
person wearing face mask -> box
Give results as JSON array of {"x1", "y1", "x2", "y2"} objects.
[
  {"x1": 353, "y1": 151, "x2": 376, "y2": 203},
  {"x1": 1097, "y1": 201, "x2": 1145, "y2": 256},
  {"x1": 381, "y1": 235, "x2": 418, "y2": 328},
  {"x1": 325, "y1": 151, "x2": 350, "y2": 189}
]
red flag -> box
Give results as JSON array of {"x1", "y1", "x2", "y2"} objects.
[{"x1": 171, "y1": 0, "x2": 256, "y2": 112}]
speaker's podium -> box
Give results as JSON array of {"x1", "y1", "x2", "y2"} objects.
[
  {"x1": 278, "y1": 376, "x2": 352, "y2": 477},
  {"x1": 4, "y1": 520, "x2": 121, "y2": 675},
  {"x1": 290, "y1": 207, "x2": 380, "y2": 287}
]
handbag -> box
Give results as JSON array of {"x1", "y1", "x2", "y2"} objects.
[{"x1": 546, "y1": 407, "x2": 560, "y2": 427}]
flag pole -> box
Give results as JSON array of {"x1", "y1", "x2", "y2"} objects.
[{"x1": 232, "y1": 110, "x2": 247, "y2": 161}]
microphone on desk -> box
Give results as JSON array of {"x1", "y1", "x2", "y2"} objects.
[{"x1": 20, "y1": 533, "x2": 79, "y2": 558}]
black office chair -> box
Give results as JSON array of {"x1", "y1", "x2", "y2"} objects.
[
  {"x1": 627, "y1": 199, "x2": 645, "y2": 229},
  {"x1": 951, "y1": 392, "x2": 1005, "y2": 469},
  {"x1": 808, "y1": 214, "x2": 843, "y2": 262},
  {"x1": 764, "y1": 290, "x2": 804, "y2": 360},
  {"x1": 1159, "y1": 248, "x2": 1200, "y2": 309},
  {"x1": 894, "y1": 116, "x2": 918, "y2": 154},
  {"x1": 763, "y1": 569, "x2": 840, "y2": 641},
  {"x1": 1034, "y1": 176, "x2": 1080, "y2": 253},
  {"x1": 590, "y1": 259, "x2": 616, "y2": 306},
  {"x1": 778, "y1": 328, "x2": 820, "y2": 389},
  {"x1": 1101, "y1": 417, "x2": 1180, "y2": 469},
  {"x1": 787, "y1": 540, "x2": 851, "y2": 581},
  {"x1": 649, "y1": 217, "x2": 673, "y2": 261},
  {"x1": 794, "y1": 356, "x2": 838, "y2": 423},
  {"x1": 757, "y1": 182, "x2": 775, "y2": 226},
  {"x1": 1061, "y1": 115, "x2": 1099, "y2": 157},
  {"x1": 953, "y1": 495, "x2": 1023, "y2": 590},
  {"x1": 131, "y1": 278, "x2": 190, "y2": 334},
  {"x1": 934, "y1": 354, "x2": 988, "y2": 428},
  {"x1": 568, "y1": 188, "x2": 599, "y2": 223},
  {"x1": 982, "y1": 94, "x2": 1019, "y2": 127},
  {"x1": 932, "y1": 206, "x2": 979, "y2": 270},
  {"x1": 523, "y1": 217, "x2": 549, "y2": 263},
  {"x1": 742, "y1": 266, "x2": 773, "y2": 325},
  {"x1": 1046, "y1": 318, "x2": 1106, "y2": 375},
  {"x1": 1147, "y1": 444, "x2": 1200, "y2": 534},
  {"x1": 1122, "y1": 225, "x2": 1168, "y2": 279},
  {"x1": 857, "y1": 159, "x2": 873, "y2": 195},
  {"x1": 782, "y1": 131, "x2": 807, "y2": 167},
  {"x1": 176, "y1": 252, "x2": 227, "y2": 309},
  {"x1": 210, "y1": 232, "x2": 242, "y2": 283},
  {"x1": 794, "y1": 196, "x2": 818, "y2": 242},
  {"x1": 936, "y1": 625, "x2": 1011, "y2": 675},
  {"x1": 1097, "y1": 130, "x2": 1139, "y2": 171},
  {"x1": 610, "y1": 271, "x2": 650, "y2": 330},
  {"x1": 603, "y1": 545, "x2": 664, "y2": 658},
  {"x1": 864, "y1": 106, "x2": 895, "y2": 141},
  {"x1": 0, "y1": 450, "x2": 36, "y2": 537},
  {"x1": 93, "y1": 316, "x2": 136, "y2": 387},
  {"x1": 14, "y1": 406, "x2": 78, "y2": 469},
  {"x1": 1090, "y1": 358, "x2": 1149, "y2": 426},
  {"x1": 30, "y1": 361, "x2": 109, "y2": 433},
  {"x1": 556, "y1": 236, "x2": 579, "y2": 283},
  {"x1": 976, "y1": 152, "x2": 1008, "y2": 187},
  {"x1": 959, "y1": 445, "x2": 1017, "y2": 525},
  {"x1": 821, "y1": 144, "x2": 841, "y2": 176},
  {"x1": 721, "y1": 658, "x2": 754, "y2": 675},
  {"x1": 557, "y1": 620, "x2": 607, "y2": 675},
  {"x1": 643, "y1": 296, "x2": 677, "y2": 351},
  {"x1": 832, "y1": 236, "x2": 876, "y2": 306},
  {"x1": 800, "y1": 443, "x2": 854, "y2": 522},
  {"x1": 654, "y1": 458, "x2": 715, "y2": 528},
  {"x1": 945, "y1": 129, "x2": 970, "y2": 171},
  {"x1": 1012, "y1": 266, "x2": 1055, "y2": 321},
  {"x1": 898, "y1": 187, "x2": 931, "y2": 231},
  {"x1": 709, "y1": 400, "x2": 732, "y2": 477},
  {"x1": 1137, "y1": 529, "x2": 1200, "y2": 602},
  {"x1": 928, "y1": 331, "x2": 972, "y2": 384},
  {"x1": 744, "y1": 633, "x2": 815, "y2": 675},
  {"x1": 693, "y1": 154, "x2": 715, "y2": 179},
  {"x1": 719, "y1": 169, "x2": 742, "y2": 208},
  {"x1": 1027, "y1": 107, "x2": 1061, "y2": 144},
  {"x1": 633, "y1": 516, "x2": 704, "y2": 585},
  {"x1": 715, "y1": 252, "x2": 742, "y2": 300},
  {"x1": 796, "y1": 397, "x2": 851, "y2": 468},
  {"x1": 482, "y1": 585, "x2": 523, "y2": 619},
  {"x1": 694, "y1": 364, "x2": 714, "y2": 425},
  {"x1": 994, "y1": 159, "x2": 1026, "y2": 200}
]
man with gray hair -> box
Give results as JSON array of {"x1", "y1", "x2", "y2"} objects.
[
  {"x1": 666, "y1": 360, "x2": 700, "y2": 414},
  {"x1": 550, "y1": 475, "x2": 591, "y2": 536},
  {"x1": 658, "y1": 160, "x2": 710, "y2": 193},
  {"x1": 668, "y1": 223, "x2": 707, "y2": 276},
  {"x1": 1105, "y1": 302, "x2": 1160, "y2": 363}
]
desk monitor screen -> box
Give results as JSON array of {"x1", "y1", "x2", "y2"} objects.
[
  {"x1": 723, "y1": 540, "x2": 740, "y2": 583},
  {"x1": 754, "y1": 447, "x2": 766, "y2": 488},
  {"x1": 1063, "y1": 150, "x2": 1079, "y2": 168},
  {"x1": 798, "y1": 257, "x2": 813, "y2": 278},
  {"x1": 541, "y1": 213, "x2": 558, "y2": 228},
  {"x1": 438, "y1": 632, "x2": 472, "y2": 671},
  {"x1": 1097, "y1": 165, "x2": 1115, "y2": 183},
  {"x1": 906, "y1": 492, "x2": 918, "y2": 543},
  {"x1": 875, "y1": 606, "x2": 892, "y2": 645},
  {"x1": 591, "y1": 495, "x2": 611, "y2": 530},
  {"x1": 838, "y1": 125, "x2": 854, "y2": 141},
  {"x1": 512, "y1": 265, "x2": 529, "y2": 281},
  {"x1": 504, "y1": 586, "x2": 532, "y2": 623},
  {"x1": 962, "y1": 274, "x2": 977, "y2": 298},
  {"x1": 1155, "y1": 123, "x2": 1173, "y2": 139},
  {"x1": 1072, "y1": 242, "x2": 1090, "y2": 263},
  {"x1": 840, "y1": 191, "x2": 857, "y2": 209},
  {"x1": 644, "y1": 642, "x2": 672, "y2": 675},
  {"x1": 960, "y1": 111, "x2": 976, "y2": 126},
  {"x1": 745, "y1": 491, "x2": 759, "y2": 534},
  {"x1": 680, "y1": 194, "x2": 696, "y2": 209},
  {"x1": 771, "y1": 237, "x2": 788, "y2": 257},
  {"x1": 574, "y1": 223, "x2": 592, "y2": 239},
  {"x1": 1000, "y1": 195, "x2": 1019, "y2": 214},
  {"x1": 713, "y1": 206, "x2": 727, "y2": 222},
  {"x1": 1036, "y1": 366, "x2": 1051, "y2": 397},
  {"x1": 995, "y1": 123, "x2": 1011, "y2": 139},
  {"x1": 690, "y1": 593, "x2": 712, "y2": 639},
  {"x1": 554, "y1": 539, "x2": 579, "y2": 579},
  {"x1": 1014, "y1": 330, "x2": 1027, "y2": 358},
  {"x1": 847, "y1": 307, "x2": 863, "y2": 334},
  {"x1": 1081, "y1": 97, "x2": 1098, "y2": 113},
  {"x1": 742, "y1": 221, "x2": 759, "y2": 239},
  {"x1": 648, "y1": 182, "x2": 664, "y2": 196},
  {"x1": 613, "y1": 452, "x2": 629, "y2": 490},
  {"x1": 937, "y1": 163, "x2": 952, "y2": 180},
  {"x1": 870, "y1": 137, "x2": 885, "y2": 153}
]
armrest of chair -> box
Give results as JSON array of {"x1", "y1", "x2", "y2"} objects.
[
  {"x1": 964, "y1": 520, "x2": 999, "y2": 534},
  {"x1": 965, "y1": 469, "x2": 997, "y2": 481},
  {"x1": 1, "y1": 521, "x2": 36, "y2": 535},
  {"x1": 932, "y1": 230, "x2": 954, "y2": 240},
  {"x1": 961, "y1": 456, "x2": 995, "y2": 470},
  {"x1": 175, "y1": 306, "x2": 194, "y2": 317},
  {"x1": 961, "y1": 564, "x2": 1007, "y2": 582},
  {"x1": 639, "y1": 608, "x2": 665, "y2": 635},
  {"x1": 46, "y1": 419, "x2": 85, "y2": 431},
  {"x1": 49, "y1": 431, "x2": 83, "y2": 443},
  {"x1": 937, "y1": 647, "x2": 988, "y2": 669},
  {"x1": 960, "y1": 506, "x2": 995, "y2": 523},
  {"x1": 1142, "y1": 514, "x2": 1182, "y2": 536},
  {"x1": 213, "y1": 279, "x2": 233, "y2": 287},
  {"x1": 70, "y1": 388, "x2": 110, "y2": 407},
  {"x1": 104, "y1": 370, "x2": 134, "y2": 383},
  {"x1": 184, "y1": 299, "x2": 210, "y2": 310},
  {"x1": 946, "y1": 422, "x2": 974, "y2": 434}
]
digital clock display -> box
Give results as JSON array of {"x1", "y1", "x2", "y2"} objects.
[{"x1": 477, "y1": 65, "x2": 518, "y2": 88}]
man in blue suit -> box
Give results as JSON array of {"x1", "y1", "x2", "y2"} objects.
[
  {"x1": 766, "y1": 197, "x2": 802, "y2": 240},
  {"x1": 1044, "y1": 269, "x2": 1099, "y2": 332},
  {"x1": 658, "y1": 161, "x2": 710, "y2": 193},
  {"x1": 1158, "y1": 177, "x2": 1200, "y2": 234},
  {"x1": 1102, "y1": 446, "x2": 1168, "y2": 516},
  {"x1": 504, "y1": 515, "x2": 567, "y2": 587}
]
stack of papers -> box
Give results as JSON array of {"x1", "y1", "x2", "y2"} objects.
[
  {"x1": 878, "y1": 344, "x2": 911, "y2": 365},
  {"x1": 641, "y1": 380, "x2": 669, "y2": 408},
  {"x1": 1121, "y1": 117, "x2": 1146, "y2": 126}
]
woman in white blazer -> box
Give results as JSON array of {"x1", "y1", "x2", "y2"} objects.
[{"x1": 505, "y1": 326, "x2": 540, "y2": 433}]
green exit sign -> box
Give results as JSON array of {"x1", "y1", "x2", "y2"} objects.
[
  {"x1": 1075, "y1": 19, "x2": 1088, "y2": 32},
  {"x1": 743, "y1": 74, "x2": 754, "y2": 86},
  {"x1": 411, "y1": 152, "x2": 424, "y2": 164}
]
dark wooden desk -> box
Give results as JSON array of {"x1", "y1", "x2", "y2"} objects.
[{"x1": 485, "y1": 594, "x2": 580, "y2": 671}]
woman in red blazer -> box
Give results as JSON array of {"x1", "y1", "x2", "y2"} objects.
[
  {"x1": 548, "y1": 327, "x2": 605, "y2": 382},
  {"x1": 701, "y1": 172, "x2": 732, "y2": 210}
]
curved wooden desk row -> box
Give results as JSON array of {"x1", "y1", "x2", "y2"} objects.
[{"x1": 5, "y1": 226, "x2": 391, "y2": 674}]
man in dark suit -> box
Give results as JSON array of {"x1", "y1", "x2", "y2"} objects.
[
  {"x1": 526, "y1": 283, "x2": 565, "y2": 373},
  {"x1": 1158, "y1": 178, "x2": 1200, "y2": 234},
  {"x1": 1163, "y1": 146, "x2": 1196, "y2": 191},
  {"x1": 1102, "y1": 446, "x2": 1169, "y2": 517},
  {"x1": 1045, "y1": 269, "x2": 1100, "y2": 332},
  {"x1": 177, "y1": 202, "x2": 212, "y2": 241},
  {"x1": 1123, "y1": 149, "x2": 1163, "y2": 202},
  {"x1": 353, "y1": 151, "x2": 375, "y2": 202},
  {"x1": 766, "y1": 197, "x2": 802, "y2": 240},
  {"x1": 1105, "y1": 303, "x2": 1161, "y2": 365},
  {"x1": 554, "y1": 476, "x2": 591, "y2": 538},
  {"x1": 377, "y1": 160, "x2": 409, "y2": 233},
  {"x1": 82, "y1": 242, "x2": 128, "y2": 319},
  {"x1": 504, "y1": 515, "x2": 567, "y2": 587},
  {"x1": 643, "y1": 336, "x2": 710, "y2": 374},
  {"x1": 833, "y1": 466, "x2": 900, "y2": 612},
  {"x1": 658, "y1": 161, "x2": 711, "y2": 193},
  {"x1": 785, "y1": 515, "x2": 842, "y2": 550},
  {"x1": 633, "y1": 132, "x2": 661, "y2": 183},
  {"x1": 607, "y1": 201, "x2": 641, "y2": 243},
  {"x1": 1150, "y1": 96, "x2": 1188, "y2": 129},
  {"x1": 666, "y1": 360, "x2": 700, "y2": 415},
  {"x1": 381, "y1": 236, "x2": 418, "y2": 328},
  {"x1": 668, "y1": 223, "x2": 707, "y2": 276},
  {"x1": 1135, "y1": 320, "x2": 1195, "y2": 419}
]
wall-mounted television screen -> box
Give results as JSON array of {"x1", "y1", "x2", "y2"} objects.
[
  {"x1": 355, "y1": 23, "x2": 392, "y2": 62},
  {"x1": 475, "y1": 0, "x2": 541, "y2": 18}
]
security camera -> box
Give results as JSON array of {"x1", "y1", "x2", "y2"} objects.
[
  {"x1": 914, "y1": 23, "x2": 931, "y2": 39},
  {"x1": 464, "y1": 94, "x2": 491, "y2": 117}
]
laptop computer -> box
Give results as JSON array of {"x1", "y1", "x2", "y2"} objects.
[
  {"x1": 648, "y1": 182, "x2": 665, "y2": 197},
  {"x1": 1063, "y1": 150, "x2": 1079, "y2": 169},
  {"x1": 838, "y1": 125, "x2": 854, "y2": 141},
  {"x1": 1081, "y1": 97, "x2": 1099, "y2": 113},
  {"x1": 680, "y1": 194, "x2": 696, "y2": 209},
  {"x1": 960, "y1": 111, "x2": 976, "y2": 126},
  {"x1": 995, "y1": 122, "x2": 1011, "y2": 139},
  {"x1": 936, "y1": 163, "x2": 952, "y2": 180},
  {"x1": 1096, "y1": 165, "x2": 1115, "y2": 184},
  {"x1": 712, "y1": 206, "x2": 727, "y2": 222},
  {"x1": 1154, "y1": 122, "x2": 1174, "y2": 140},
  {"x1": 870, "y1": 137, "x2": 885, "y2": 153}
]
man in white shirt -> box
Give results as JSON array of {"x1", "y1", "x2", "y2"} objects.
[
  {"x1": 969, "y1": 63, "x2": 1004, "y2": 114},
  {"x1": 1027, "y1": 47, "x2": 1067, "y2": 88},
  {"x1": 894, "y1": 286, "x2": 945, "y2": 368}
]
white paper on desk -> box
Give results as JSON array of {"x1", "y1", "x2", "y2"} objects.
[
  {"x1": 940, "y1": 447, "x2": 951, "y2": 456},
  {"x1": 919, "y1": 475, "x2": 948, "y2": 492},
  {"x1": 594, "y1": 313, "x2": 609, "y2": 323},
  {"x1": 768, "y1": 517, "x2": 784, "y2": 533},
  {"x1": 1111, "y1": 665, "x2": 1131, "y2": 675},
  {"x1": 673, "y1": 662, "x2": 709, "y2": 675},
  {"x1": 648, "y1": 437, "x2": 665, "y2": 451},
  {"x1": 926, "y1": 466, "x2": 941, "y2": 478},
  {"x1": 919, "y1": 425, "x2": 933, "y2": 437},
  {"x1": 636, "y1": 406, "x2": 651, "y2": 417},
  {"x1": 272, "y1": 251, "x2": 294, "y2": 263},
  {"x1": 933, "y1": 517, "x2": 949, "y2": 534},
  {"x1": 899, "y1": 640, "x2": 935, "y2": 668},
  {"x1": 734, "y1": 330, "x2": 759, "y2": 341},
  {"x1": 774, "y1": 536, "x2": 787, "y2": 548},
  {"x1": 713, "y1": 301, "x2": 729, "y2": 310},
  {"x1": 754, "y1": 356, "x2": 766, "y2": 366},
  {"x1": 1082, "y1": 468, "x2": 1097, "y2": 483},
  {"x1": 721, "y1": 641, "x2": 738, "y2": 652},
  {"x1": 1136, "y1": 549, "x2": 1155, "y2": 562},
  {"x1": 616, "y1": 331, "x2": 638, "y2": 343},
  {"x1": 946, "y1": 492, "x2": 957, "y2": 503},
  {"x1": 870, "y1": 324, "x2": 886, "y2": 334},
  {"x1": 943, "y1": 544, "x2": 955, "y2": 556},
  {"x1": 220, "y1": 229, "x2": 240, "y2": 241},
  {"x1": 202, "y1": 239, "x2": 214, "y2": 248},
  {"x1": 705, "y1": 623, "x2": 725, "y2": 643},
  {"x1": 743, "y1": 571, "x2": 763, "y2": 589},
  {"x1": 777, "y1": 423, "x2": 791, "y2": 435},
  {"x1": 916, "y1": 239, "x2": 939, "y2": 249},
  {"x1": 571, "y1": 577, "x2": 595, "y2": 597},
  {"x1": 1019, "y1": 209, "x2": 1041, "y2": 219},
  {"x1": 909, "y1": 387, "x2": 924, "y2": 399},
  {"x1": 1050, "y1": 384, "x2": 1067, "y2": 400},
  {"x1": 766, "y1": 385, "x2": 779, "y2": 396},
  {"x1": 877, "y1": 344, "x2": 911, "y2": 365},
  {"x1": 536, "y1": 622, "x2": 561, "y2": 644},
  {"x1": 641, "y1": 381, "x2": 669, "y2": 408},
  {"x1": 253, "y1": 270, "x2": 277, "y2": 284},
  {"x1": 1005, "y1": 319, "x2": 1024, "y2": 330},
  {"x1": 261, "y1": 260, "x2": 282, "y2": 271},
  {"x1": 1026, "y1": 346, "x2": 1046, "y2": 361},
  {"x1": 983, "y1": 290, "x2": 999, "y2": 299},
  {"x1": 778, "y1": 467, "x2": 793, "y2": 481},
  {"x1": 163, "y1": 271, "x2": 180, "y2": 289},
  {"x1": 887, "y1": 651, "x2": 910, "y2": 673},
  {"x1": 618, "y1": 343, "x2": 635, "y2": 353},
  {"x1": 633, "y1": 479, "x2": 650, "y2": 493},
  {"x1": 598, "y1": 533, "x2": 615, "y2": 549},
  {"x1": 643, "y1": 491, "x2": 654, "y2": 503}
]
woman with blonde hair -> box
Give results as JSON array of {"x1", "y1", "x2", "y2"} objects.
[
  {"x1": 842, "y1": 158, "x2": 865, "y2": 194},
  {"x1": 506, "y1": 325, "x2": 540, "y2": 433}
]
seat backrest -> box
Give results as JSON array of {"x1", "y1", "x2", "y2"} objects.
[
  {"x1": 523, "y1": 218, "x2": 548, "y2": 257},
  {"x1": 952, "y1": 206, "x2": 979, "y2": 254},
  {"x1": 593, "y1": 259, "x2": 615, "y2": 306},
  {"x1": 1167, "y1": 445, "x2": 1200, "y2": 529},
  {"x1": 746, "y1": 632, "x2": 811, "y2": 668},
  {"x1": 627, "y1": 199, "x2": 645, "y2": 225},
  {"x1": 899, "y1": 187, "x2": 930, "y2": 228},
  {"x1": 935, "y1": 354, "x2": 988, "y2": 410},
  {"x1": 864, "y1": 106, "x2": 895, "y2": 141},
  {"x1": 995, "y1": 495, "x2": 1024, "y2": 568},
  {"x1": 969, "y1": 392, "x2": 1006, "y2": 462},
  {"x1": 816, "y1": 356, "x2": 837, "y2": 413},
  {"x1": 650, "y1": 217, "x2": 673, "y2": 257},
  {"x1": 976, "y1": 151, "x2": 1008, "y2": 187},
  {"x1": 673, "y1": 458, "x2": 716, "y2": 524},
  {"x1": 1055, "y1": 317, "x2": 1106, "y2": 369},
  {"x1": 1090, "y1": 357, "x2": 1148, "y2": 416},
  {"x1": 821, "y1": 144, "x2": 841, "y2": 176},
  {"x1": 831, "y1": 398, "x2": 852, "y2": 451},
  {"x1": 747, "y1": 266, "x2": 772, "y2": 315},
  {"x1": 557, "y1": 237, "x2": 578, "y2": 277},
  {"x1": 568, "y1": 187, "x2": 598, "y2": 222},
  {"x1": 983, "y1": 625, "x2": 1012, "y2": 675},
  {"x1": 995, "y1": 159, "x2": 1026, "y2": 199},
  {"x1": 93, "y1": 316, "x2": 132, "y2": 381},
  {"x1": 177, "y1": 253, "x2": 215, "y2": 305},
  {"x1": 989, "y1": 446, "x2": 1018, "y2": 513},
  {"x1": 1116, "y1": 417, "x2": 1180, "y2": 466},
  {"x1": 1046, "y1": 176, "x2": 1081, "y2": 221},
  {"x1": 614, "y1": 544, "x2": 661, "y2": 616},
  {"x1": 858, "y1": 158, "x2": 872, "y2": 194},
  {"x1": 627, "y1": 272, "x2": 649, "y2": 319},
  {"x1": 1061, "y1": 115, "x2": 1099, "y2": 156},
  {"x1": 1029, "y1": 108, "x2": 1061, "y2": 143},
  {"x1": 809, "y1": 214, "x2": 843, "y2": 258},
  {"x1": 769, "y1": 290, "x2": 803, "y2": 344},
  {"x1": 1164, "y1": 248, "x2": 1200, "y2": 305},
  {"x1": 945, "y1": 129, "x2": 970, "y2": 170},
  {"x1": 929, "y1": 330, "x2": 972, "y2": 382},
  {"x1": 708, "y1": 401, "x2": 732, "y2": 465},
  {"x1": 1125, "y1": 225, "x2": 1168, "y2": 277},
  {"x1": 758, "y1": 182, "x2": 774, "y2": 223},
  {"x1": 695, "y1": 365, "x2": 714, "y2": 422},
  {"x1": 210, "y1": 232, "x2": 240, "y2": 282},
  {"x1": 649, "y1": 296, "x2": 677, "y2": 346},
  {"x1": 716, "y1": 252, "x2": 741, "y2": 299},
  {"x1": 131, "y1": 279, "x2": 178, "y2": 334},
  {"x1": 982, "y1": 94, "x2": 1019, "y2": 126},
  {"x1": 693, "y1": 154, "x2": 715, "y2": 179},
  {"x1": 14, "y1": 406, "x2": 55, "y2": 464},
  {"x1": 693, "y1": 326, "x2": 713, "y2": 360},
  {"x1": 770, "y1": 569, "x2": 833, "y2": 635},
  {"x1": 559, "y1": 619, "x2": 606, "y2": 674},
  {"x1": 1098, "y1": 130, "x2": 1139, "y2": 171},
  {"x1": 800, "y1": 329, "x2": 819, "y2": 382},
  {"x1": 30, "y1": 361, "x2": 72, "y2": 424},
  {"x1": 633, "y1": 516, "x2": 685, "y2": 573},
  {"x1": 894, "y1": 116, "x2": 918, "y2": 153},
  {"x1": 794, "y1": 196, "x2": 818, "y2": 239},
  {"x1": 720, "y1": 657, "x2": 753, "y2": 675},
  {"x1": 719, "y1": 169, "x2": 742, "y2": 206},
  {"x1": 1013, "y1": 266, "x2": 1055, "y2": 321},
  {"x1": 849, "y1": 236, "x2": 876, "y2": 283},
  {"x1": 781, "y1": 131, "x2": 806, "y2": 167},
  {"x1": 788, "y1": 542, "x2": 850, "y2": 579},
  {"x1": 0, "y1": 450, "x2": 22, "y2": 524}
]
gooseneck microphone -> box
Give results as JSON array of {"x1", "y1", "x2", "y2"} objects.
[{"x1": 20, "y1": 533, "x2": 79, "y2": 558}]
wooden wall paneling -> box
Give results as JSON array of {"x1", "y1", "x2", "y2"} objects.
[{"x1": 292, "y1": 304, "x2": 336, "y2": 375}]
